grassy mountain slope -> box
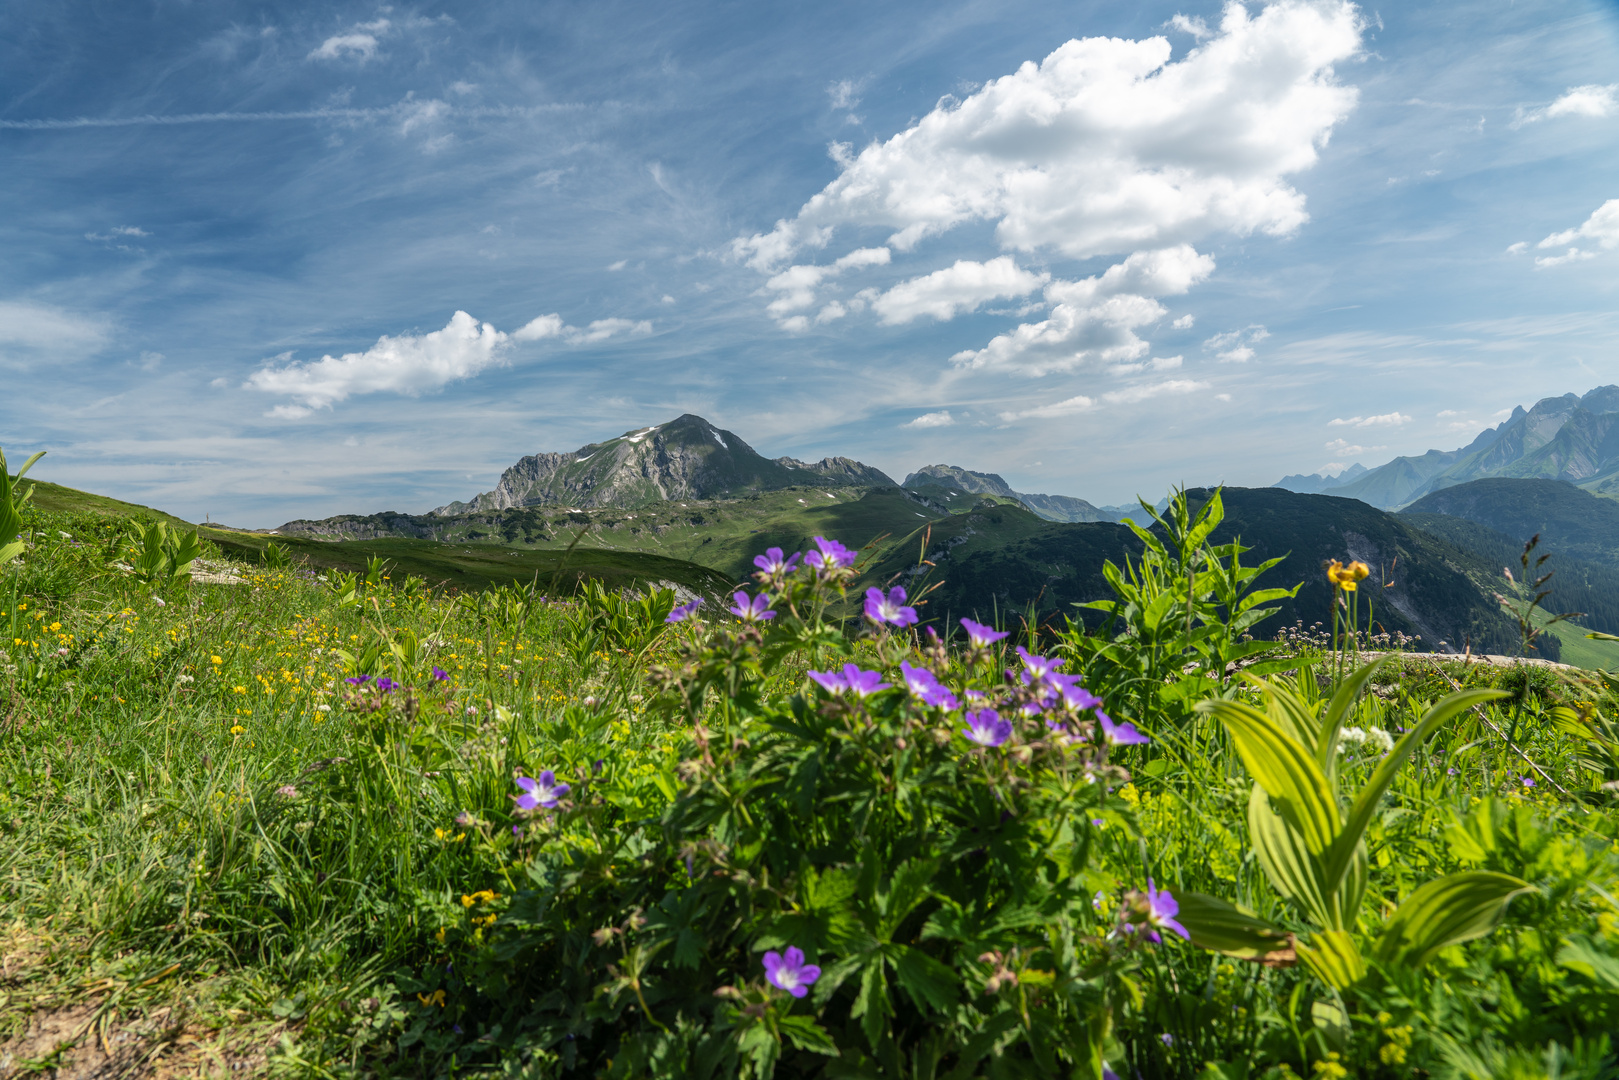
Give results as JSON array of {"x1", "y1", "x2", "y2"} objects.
[
  {"x1": 895, "y1": 488, "x2": 1539, "y2": 657},
  {"x1": 280, "y1": 486, "x2": 982, "y2": 582},
  {"x1": 13, "y1": 475, "x2": 735, "y2": 599},
  {"x1": 1403, "y1": 478, "x2": 1619, "y2": 565},
  {"x1": 1400, "y1": 510, "x2": 1619, "y2": 634}
]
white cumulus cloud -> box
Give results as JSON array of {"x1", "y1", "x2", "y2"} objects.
[
  {"x1": 951, "y1": 246, "x2": 1214, "y2": 375},
  {"x1": 735, "y1": 1, "x2": 1361, "y2": 269},
  {"x1": 1515, "y1": 83, "x2": 1618, "y2": 125},
  {"x1": 247, "y1": 310, "x2": 652, "y2": 416},
  {"x1": 1329, "y1": 411, "x2": 1410, "y2": 428},
  {"x1": 905, "y1": 410, "x2": 955, "y2": 428},
  {"x1": 246, "y1": 311, "x2": 508, "y2": 415},
  {"x1": 763, "y1": 247, "x2": 891, "y2": 326},
  {"x1": 873, "y1": 257, "x2": 1047, "y2": 324},
  {"x1": 1534, "y1": 198, "x2": 1619, "y2": 268}
]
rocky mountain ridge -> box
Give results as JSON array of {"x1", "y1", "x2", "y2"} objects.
[
  {"x1": 1275, "y1": 385, "x2": 1619, "y2": 508},
  {"x1": 431, "y1": 414, "x2": 895, "y2": 515},
  {"x1": 901, "y1": 464, "x2": 1120, "y2": 523}
]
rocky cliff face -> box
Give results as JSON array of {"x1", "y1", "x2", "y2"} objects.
[{"x1": 432, "y1": 414, "x2": 897, "y2": 514}]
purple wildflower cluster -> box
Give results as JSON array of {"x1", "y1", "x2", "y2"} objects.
[
  {"x1": 344, "y1": 673, "x2": 398, "y2": 693},
  {"x1": 808, "y1": 663, "x2": 890, "y2": 698}
]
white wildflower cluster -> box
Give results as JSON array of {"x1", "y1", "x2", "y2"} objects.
[{"x1": 1338, "y1": 726, "x2": 1395, "y2": 755}]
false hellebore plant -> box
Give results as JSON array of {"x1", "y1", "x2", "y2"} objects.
[{"x1": 1173, "y1": 656, "x2": 1531, "y2": 1006}]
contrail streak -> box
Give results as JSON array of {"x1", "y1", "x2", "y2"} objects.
[{"x1": 0, "y1": 104, "x2": 584, "y2": 131}]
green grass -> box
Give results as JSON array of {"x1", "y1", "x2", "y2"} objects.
[{"x1": 6, "y1": 494, "x2": 1619, "y2": 1078}]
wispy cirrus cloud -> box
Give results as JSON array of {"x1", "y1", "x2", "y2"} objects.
[
  {"x1": 998, "y1": 377, "x2": 1208, "y2": 421},
  {"x1": 1329, "y1": 411, "x2": 1410, "y2": 427}
]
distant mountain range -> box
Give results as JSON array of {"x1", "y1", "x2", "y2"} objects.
[
  {"x1": 431, "y1": 414, "x2": 895, "y2": 514},
  {"x1": 1275, "y1": 384, "x2": 1619, "y2": 508},
  {"x1": 901, "y1": 464, "x2": 1123, "y2": 523}
]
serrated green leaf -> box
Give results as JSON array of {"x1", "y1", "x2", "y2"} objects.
[
  {"x1": 1372, "y1": 870, "x2": 1531, "y2": 969},
  {"x1": 853, "y1": 959, "x2": 892, "y2": 1050},
  {"x1": 892, "y1": 945, "x2": 958, "y2": 1013},
  {"x1": 1557, "y1": 935, "x2": 1619, "y2": 988},
  {"x1": 777, "y1": 1014, "x2": 839, "y2": 1056}
]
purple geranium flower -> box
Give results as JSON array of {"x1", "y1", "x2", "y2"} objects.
[
  {"x1": 960, "y1": 617, "x2": 1009, "y2": 648},
  {"x1": 752, "y1": 547, "x2": 800, "y2": 577},
  {"x1": 1015, "y1": 646, "x2": 1065, "y2": 681},
  {"x1": 808, "y1": 663, "x2": 890, "y2": 698},
  {"x1": 1140, "y1": 879, "x2": 1189, "y2": 943},
  {"x1": 344, "y1": 673, "x2": 371, "y2": 685},
  {"x1": 729, "y1": 590, "x2": 776, "y2": 622},
  {"x1": 761, "y1": 946, "x2": 821, "y2": 998},
  {"x1": 1522, "y1": 776, "x2": 1535, "y2": 788},
  {"x1": 804, "y1": 536, "x2": 856, "y2": 574},
  {"x1": 514, "y1": 770, "x2": 570, "y2": 810},
  {"x1": 899, "y1": 661, "x2": 959, "y2": 710},
  {"x1": 863, "y1": 586, "x2": 919, "y2": 628},
  {"x1": 962, "y1": 708, "x2": 1012, "y2": 748},
  {"x1": 431, "y1": 666, "x2": 450, "y2": 682},
  {"x1": 666, "y1": 598, "x2": 703, "y2": 623},
  {"x1": 1046, "y1": 672, "x2": 1103, "y2": 712},
  {"x1": 1099, "y1": 710, "x2": 1150, "y2": 746}
]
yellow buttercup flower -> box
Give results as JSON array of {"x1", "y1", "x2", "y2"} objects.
[{"x1": 1348, "y1": 560, "x2": 1370, "y2": 581}]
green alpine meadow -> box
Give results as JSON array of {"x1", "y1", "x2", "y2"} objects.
[{"x1": 6, "y1": 438, "x2": 1619, "y2": 1079}]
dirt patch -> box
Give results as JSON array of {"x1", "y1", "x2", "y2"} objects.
[{"x1": 0, "y1": 1002, "x2": 282, "y2": 1079}]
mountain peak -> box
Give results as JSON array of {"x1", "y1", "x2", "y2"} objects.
[{"x1": 431, "y1": 415, "x2": 895, "y2": 514}]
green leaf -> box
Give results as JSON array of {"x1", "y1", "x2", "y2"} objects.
[
  {"x1": 891, "y1": 945, "x2": 958, "y2": 1013},
  {"x1": 777, "y1": 1014, "x2": 839, "y2": 1056},
  {"x1": 1201, "y1": 699, "x2": 1339, "y2": 856},
  {"x1": 1295, "y1": 929, "x2": 1365, "y2": 991},
  {"x1": 1325, "y1": 688, "x2": 1509, "y2": 895},
  {"x1": 0, "y1": 540, "x2": 22, "y2": 567},
  {"x1": 1372, "y1": 870, "x2": 1531, "y2": 969},
  {"x1": 878, "y1": 858, "x2": 938, "y2": 939},
  {"x1": 1246, "y1": 783, "x2": 1333, "y2": 929},
  {"x1": 853, "y1": 959, "x2": 892, "y2": 1050},
  {"x1": 1174, "y1": 891, "x2": 1295, "y2": 961},
  {"x1": 1557, "y1": 935, "x2": 1619, "y2": 988},
  {"x1": 940, "y1": 1010, "x2": 1021, "y2": 1080},
  {"x1": 1588, "y1": 632, "x2": 1619, "y2": 642}
]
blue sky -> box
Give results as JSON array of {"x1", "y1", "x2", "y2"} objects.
[{"x1": 3, "y1": 0, "x2": 1618, "y2": 526}]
